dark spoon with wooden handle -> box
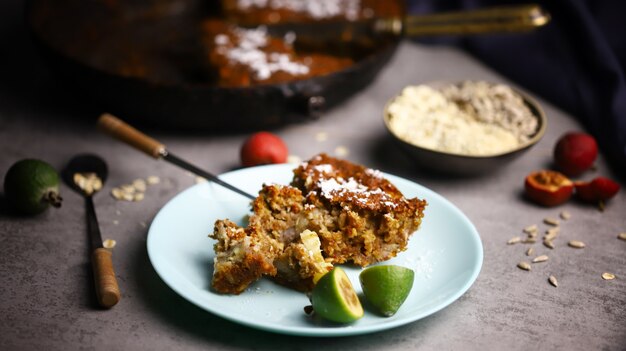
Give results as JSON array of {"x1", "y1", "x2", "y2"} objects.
[
  {"x1": 97, "y1": 113, "x2": 255, "y2": 200},
  {"x1": 64, "y1": 154, "x2": 121, "y2": 308}
]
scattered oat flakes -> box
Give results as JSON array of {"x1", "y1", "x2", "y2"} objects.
[
  {"x1": 111, "y1": 188, "x2": 124, "y2": 200},
  {"x1": 544, "y1": 231, "x2": 558, "y2": 241},
  {"x1": 526, "y1": 247, "x2": 534, "y2": 256},
  {"x1": 545, "y1": 227, "x2": 560, "y2": 235},
  {"x1": 602, "y1": 272, "x2": 615, "y2": 280},
  {"x1": 73, "y1": 172, "x2": 103, "y2": 195},
  {"x1": 507, "y1": 236, "x2": 521, "y2": 245},
  {"x1": 568, "y1": 240, "x2": 585, "y2": 249},
  {"x1": 543, "y1": 217, "x2": 559, "y2": 226},
  {"x1": 543, "y1": 240, "x2": 555, "y2": 249},
  {"x1": 334, "y1": 145, "x2": 349, "y2": 157},
  {"x1": 548, "y1": 275, "x2": 558, "y2": 287},
  {"x1": 523, "y1": 224, "x2": 538, "y2": 234},
  {"x1": 121, "y1": 185, "x2": 136, "y2": 194},
  {"x1": 560, "y1": 211, "x2": 571, "y2": 220},
  {"x1": 195, "y1": 176, "x2": 208, "y2": 184},
  {"x1": 132, "y1": 179, "x2": 147, "y2": 192},
  {"x1": 522, "y1": 238, "x2": 537, "y2": 244},
  {"x1": 618, "y1": 233, "x2": 626, "y2": 241},
  {"x1": 517, "y1": 262, "x2": 531, "y2": 271},
  {"x1": 147, "y1": 176, "x2": 160, "y2": 185},
  {"x1": 315, "y1": 132, "x2": 328, "y2": 142},
  {"x1": 532, "y1": 255, "x2": 549, "y2": 263},
  {"x1": 102, "y1": 239, "x2": 116, "y2": 249},
  {"x1": 112, "y1": 175, "x2": 162, "y2": 202},
  {"x1": 113, "y1": 220, "x2": 119, "y2": 225}
]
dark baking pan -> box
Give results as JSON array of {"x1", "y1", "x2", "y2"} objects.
[{"x1": 25, "y1": 0, "x2": 548, "y2": 130}]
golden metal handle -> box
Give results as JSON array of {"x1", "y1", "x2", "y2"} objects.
[{"x1": 377, "y1": 4, "x2": 550, "y2": 36}]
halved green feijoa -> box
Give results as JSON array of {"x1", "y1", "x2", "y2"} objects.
[
  {"x1": 359, "y1": 265, "x2": 414, "y2": 317},
  {"x1": 311, "y1": 267, "x2": 364, "y2": 323}
]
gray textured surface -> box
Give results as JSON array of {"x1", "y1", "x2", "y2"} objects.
[{"x1": 1, "y1": 2, "x2": 625, "y2": 350}]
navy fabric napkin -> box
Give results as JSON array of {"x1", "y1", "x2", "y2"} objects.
[{"x1": 409, "y1": 0, "x2": 626, "y2": 179}]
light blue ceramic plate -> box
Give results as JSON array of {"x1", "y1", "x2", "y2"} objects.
[{"x1": 147, "y1": 164, "x2": 483, "y2": 337}]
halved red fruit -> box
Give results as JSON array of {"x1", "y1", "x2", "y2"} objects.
[{"x1": 524, "y1": 170, "x2": 574, "y2": 207}]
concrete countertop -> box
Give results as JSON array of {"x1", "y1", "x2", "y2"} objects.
[{"x1": 1, "y1": 1, "x2": 625, "y2": 350}]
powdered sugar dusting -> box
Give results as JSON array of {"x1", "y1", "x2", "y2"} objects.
[
  {"x1": 313, "y1": 164, "x2": 334, "y2": 174},
  {"x1": 215, "y1": 34, "x2": 230, "y2": 45},
  {"x1": 319, "y1": 177, "x2": 362, "y2": 198},
  {"x1": 399, "y1": 249, "x2": 438, "y2": 279},
  {"x1": 318, "y1": 176, "x2": 397, "y2": 208},
  {"x1": 237, "y1": 0, "x2": 361, "y2": 20},
  {"x1": 365, "y1": 168, "x2": 383, "y2": 179},
  {"x1": 284, "y1": 31, "x2": 296, "y2": 45},
  {"x1": 215, "y1": 26, "x2": 309, "y2": 80}
]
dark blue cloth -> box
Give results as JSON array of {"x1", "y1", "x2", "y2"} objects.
[{"x1": 409, "y1": 0, "x2": 626, "y2": 179}]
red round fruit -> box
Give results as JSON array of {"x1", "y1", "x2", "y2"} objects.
[
  {"x1": 524, "y1": 170, "x2": 574, "y2": 207},
  {"x1": 240, "y1": 132, "x2": 288, "y2": 167},
  {"x1": 553, "y1": 132, "x2": 598, "y2": 176},
  {"x1": 574, "y1": 177, "x2": 620, "y2": 202}
]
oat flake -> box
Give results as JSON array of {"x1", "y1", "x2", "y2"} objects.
[
  {"x1": 543, "y1": 240, "x2": 555, "y2": 249},
  {"x1": 568, "y1": 240, "x2": 585, "y2": 249},
  {"x1": 334, "y1": 146, "x2": 349, "y2": 157},
  {"x1": 103, "y1": 239, "x2": 117, "y2": 249},
  {"x1": 549, "y1": 275, "x2": 558, "y2": 287},
  {"x1": 523, "y1": 224, "x2": 538, "y2": 234},
  {"x1": 315, "y1": 132, "x2": 328, "y2": 142},
  {"x1": 543, "y1": 217, "x2": 559, "y2": 226},
  {"x1": 507, "y1": 236, "x2": 521, "y2": 245},
  {"x1": 287, "y1": 155, "x2": 302, "y2": 164},
  {"x1": 147, "y1": 176, "x2": 160, "y2": 185},
  {"x1": 602, "y1": 272, "x2": 616, "y2": 280}
]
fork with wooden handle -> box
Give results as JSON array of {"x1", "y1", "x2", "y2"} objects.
[{"x1": 97, "y1": 113, "x2": 256, "y2": 200}]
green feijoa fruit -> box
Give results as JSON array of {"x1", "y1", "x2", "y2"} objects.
[
  {"x1": 359, "y1": 265, "x2": 414, "y2": 317},
  {"x1": 4, "y1": 159, "x2": 62, "y2": 215},
  {"x1": 311, "y1": 267, "x2": 363, "y2": 323}
]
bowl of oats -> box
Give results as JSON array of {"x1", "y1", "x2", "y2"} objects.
[{"x1": 383, "y1": 80, "x2": 546, "y2": 176}]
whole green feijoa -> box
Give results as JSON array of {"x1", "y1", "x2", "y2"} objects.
[{"x1": 3, "y1": 159, "x2": 63, "y2": 215}]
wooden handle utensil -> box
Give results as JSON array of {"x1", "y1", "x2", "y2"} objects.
[
  {"x1": 97, "y1": 113, "x2": 256, "y2": 200},
  {"x1": 92, "y1": 248, "x2": 121, "y2": 308},
  {"x1": 98, "y1": 113, "x2": 166, "y2": 158}
]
